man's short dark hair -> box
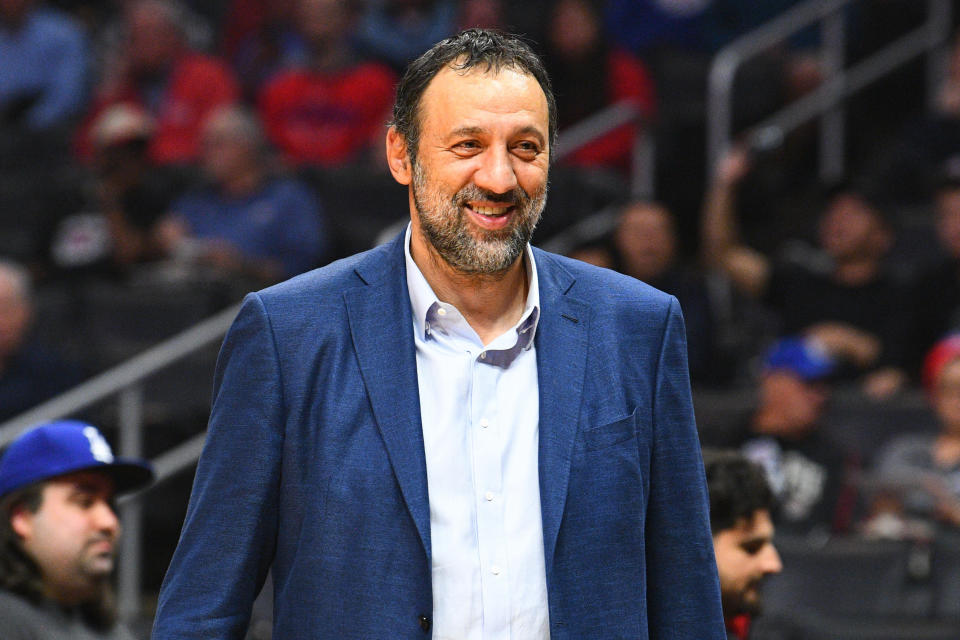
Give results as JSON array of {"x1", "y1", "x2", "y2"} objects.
[
  {"x1": 390, "y1": 28, "x2": 558, "y2": 164},
  {"x1": 703, "y1": 448, "x2": 775, "y2": 533}
]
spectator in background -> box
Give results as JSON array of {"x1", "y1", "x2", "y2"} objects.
[
  {"x1": 221, "y1": 0, "x2": 307, "y2": 100},
  {"x1": 258, "y1": 0, "x2": 396, "y2": 167},
  {"x1": 39, "y1": 104, "x2": 180, "y2": 280},
  {"x1": 911, "y1": 174, "x2": 960, "y2": 369},
  {"x1": 614, "y1": 200, "x2": 726, "y2": 384},
  {"x1": 871, "y1": 335, "x2": 960, "y2": 533},
  {"x1": 604, "y1": 0, "x2": 713, "y2": 55},
  {"x1": 703, "y1": 448, "x2": 782, "y2": 640},
  {"x1": 867, "y1": 34, "x2": 960, "y2": 205},
  {"x1": 77, "y1": 0, "x2": 238, "y2": 165},
  {"x1": 354, "y1": 0, "x2": 457, "y2": 72},
  {"x1": 543, "y1": 0, "x2": 655, "y2": 172},
  {"x1": 703, "y1": 147, "x2": 912, "y2": 398},
  {"x1": 0, "y1": 0, "x2": 89, "y2": 132},
  {"x1": 155, "y1": 105, "x2": 327, "y2": 285},
  {"x1": 701, "y1": 337, "x2": 856, "y2": 536},
  {"x1": 0, "y1": 262, "x2": 82, "y2": 422},
  {"x1": 457, "y1": 0, "x2": 503, "y2": 31},
  {"x1": 0, "y1": 420, "x2": 153, "y2": 637}
]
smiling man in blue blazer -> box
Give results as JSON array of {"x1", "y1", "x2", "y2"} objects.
[{"x1": 153, "y1": 29, "x2": 724, "y2": 640}]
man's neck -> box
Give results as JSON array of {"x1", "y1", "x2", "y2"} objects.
[
  {"x1": 833, "y1": 257, "x2": 879, "y2": 286},
  {"x1": 752, "y1": 406, "x2": 812, "y2": 440},
  {"x1": 221, "y1": 166, "x2": 263, "y2": 198},
  {"x1": 309, "y1": 43, "x2": 352, "y2": 73},
  {"x1": 410, "y1": 230, "x2": 529, "y2": 346}
]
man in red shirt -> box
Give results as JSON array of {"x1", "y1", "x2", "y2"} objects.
[
  {"x1": 258, "y1": 0, "x2": 396, "y2": 167},
  {"x1": 77, "y1": 0, "x2": 238, "y2": 165}
]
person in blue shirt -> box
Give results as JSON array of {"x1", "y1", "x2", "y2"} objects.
[
  {"x1": 154, "y1": 105, "x2": 328, "y2": 284},
  {"x1": 0, "y1": 0, "x2": 89, "y2": 130}
]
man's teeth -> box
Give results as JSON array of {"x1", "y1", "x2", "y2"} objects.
[{"x1": 472, "y1": 206, "x2": 509, "y2": 216}]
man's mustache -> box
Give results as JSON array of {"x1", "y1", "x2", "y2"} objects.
[{"x1": 455, "y1": 185, "x2": 530, "y2": 207}]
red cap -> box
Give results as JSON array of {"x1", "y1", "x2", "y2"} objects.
[{"x1": 922, "y1": 334, "x2": 960, "y2": 393}]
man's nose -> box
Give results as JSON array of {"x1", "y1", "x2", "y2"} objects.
[
  {"x1": 92, "y1": 499, "x2": 121, "y2": 537},
  {"x1": 762, "y1": 545, "x2": 783, "y2": 575},
  {"x1": 474, "y1": 146, "x2": 518, "y2": 195}
]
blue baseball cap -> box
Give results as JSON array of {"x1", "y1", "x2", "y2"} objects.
[
  {"x1": 0, "y1": 420, "x2": 154, "y2": 499},
  {"x1": 763, "y1": 336, "x2": 836, "y2": 382}
]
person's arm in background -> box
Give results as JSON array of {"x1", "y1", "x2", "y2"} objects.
[{"x1": 701, "y1": 147, "x2": 771, "y2": 299}]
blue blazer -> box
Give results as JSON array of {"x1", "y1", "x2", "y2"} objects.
[{"x1": 152, "y1": 232, "x2": 724, "y2": 639}]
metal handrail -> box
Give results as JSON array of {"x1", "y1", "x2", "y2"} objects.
[
  {"x1": 553, "y1": 99, "x2": 654, "y2": 200},
  {"x1": 0, "y1": 302, "x2": 239, "y2": 623},
  {"x1": 707, "y1": 0, "x2": 953, "y2": 182},
  {"x1": 0, "y1": 302, "x2": 239, "y2": 445}
]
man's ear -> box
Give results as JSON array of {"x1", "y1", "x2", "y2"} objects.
[
  {"x1": 10, "y1": 506, "x2": 33, "y2": 542},
  {"x1": 386, "y1": 127, "x2": 412, "y2": 186}
]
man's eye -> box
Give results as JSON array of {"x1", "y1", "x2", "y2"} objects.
[
  {"x1": 73, "y1": 494, "x2": 96, "y2": 508},
  {"x1": 455, "y1": 141, "x2": 481, "y2": 151},
  {"x1": 741, "y1": 542, "x2": 764, "y2": 555},
  {"x1": 514, "y1": 141, "x2": 541, "y2": 156}
]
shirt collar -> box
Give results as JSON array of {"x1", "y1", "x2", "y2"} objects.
[{"x1": 404, "y1": 223, "x2": 541, "y2": 350}]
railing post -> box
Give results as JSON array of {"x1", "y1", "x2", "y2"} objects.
[
  {"x1": 707, "y1": 52, "x2": 739, "y2": 182},
  {"x1": 927, "y1": 0, "x2": 954, "y2": 110},
  {"x1": 820, "y1": 8, "x2": 846, "y2": 182},
  {"x1": 631, "y1": 128, "x2": 655, "y2": 200},
  {"x1": 117, "y1": 383, "x2": 145, "y2": 625}
]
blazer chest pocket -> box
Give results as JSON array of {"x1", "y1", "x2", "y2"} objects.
[{"x1": 581, "y1": 408, "x2": 639, "y2": 451}]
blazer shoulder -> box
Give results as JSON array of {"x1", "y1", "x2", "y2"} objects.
[
  {"x1": 534, "y1": 248, "x2": 676, "y2": 312},
  {"x1": 255, "y1": 239, "x2": 399, "y2": 309}
]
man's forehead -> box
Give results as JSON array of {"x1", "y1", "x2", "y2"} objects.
[
  {"x1": 419, "y1": 64, "x2": 548, "y2": 126},
  {"x1": 46, "y1": 470, "x2": 116, "y2": 495}
]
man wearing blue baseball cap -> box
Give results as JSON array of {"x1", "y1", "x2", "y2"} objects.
[
  {"x1": 700, "y1": 337, "x2": 857, "y2": 536},
  {"x1": 0, "y1": 420, "x2": 153, "y2": 639}
]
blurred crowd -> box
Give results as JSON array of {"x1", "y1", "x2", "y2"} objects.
[{"x1": 8, "y1": 0, "x2": 960, "y2": 607}]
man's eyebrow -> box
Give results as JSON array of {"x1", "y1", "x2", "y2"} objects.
[
  {"x1": 446, "y1": 125, "x2": 547, "y2": 145},
  {"x1": 739, "y1": 535, "x2": 772, "y2": 546},
  {"x1": 448, "y1": 126, "x2": 487, "y2": 139},
  {"x1": 514, "y1": 126, "x2": 546, "y2": 145},
  {"x1": 70, "y1": 480, "x2": 111, "y2": 495}
]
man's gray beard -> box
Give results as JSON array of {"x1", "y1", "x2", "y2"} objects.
[{"x1": 411, "y1": 161, "x2": 546, "y2": 274}]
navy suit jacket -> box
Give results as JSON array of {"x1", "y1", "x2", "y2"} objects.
[{"x1": 152, "y1": 232, "x2": 724, "y2": 639}]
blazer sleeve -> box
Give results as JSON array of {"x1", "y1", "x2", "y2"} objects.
[
  {"x1": 152, "y1": 293, "x2": 284, "y2": 639},
  {"x1": 644, "y1": 297, "x2": 726, "y2": 638}
]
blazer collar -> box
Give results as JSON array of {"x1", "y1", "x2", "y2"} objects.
[
  {"x1": 345, "y1": 233, "x2": 432, "y2": 559},
  {"x1": 532, "y1": 249, "x2": 589, "y2": 572}
]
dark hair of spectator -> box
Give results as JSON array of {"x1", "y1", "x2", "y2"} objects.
[
  {"x1": 0, "y1": 482, "x2": 117, "y2": 629},
  {"x1": 0, "y1": 484, "x2": 44, "y2": 602},
  {"x1": 703, "y1": 448, "x2": 775, "y2": 533},
  {"x1": 390, "y1": 28, "x2": 558, "y2": 164}
]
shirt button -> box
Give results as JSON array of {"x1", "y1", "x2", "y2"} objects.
[
  {"x1": 480, "y1": 352, "x2": 486, "y2": 359},
  {"x1": 418, "y1": 615, "x2": 431, "y2": 632},
  {"x1": 485, "y1": 491, "x2": 494, "y2": 502},
  {"x1": 479, "y1": 418, "x2": 489, "y2": 428},
  {"x1": 437, "y1": 308, "x2": 447, "y2": 316},
  {"x1": 491, "y1": 565, "x2": 502, "y2": 576}
]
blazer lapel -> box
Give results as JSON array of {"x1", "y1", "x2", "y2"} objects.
[
  {"x1": 344, "y1": 235, "x2": 432, "y2": 560},
  {"x1": 533, "y1": 250, "x2": 590, "y2": 569}
]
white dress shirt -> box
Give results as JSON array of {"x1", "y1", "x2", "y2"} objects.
[{"x1": 404, "y1": 226, "x2": 549, "y2": 640}]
